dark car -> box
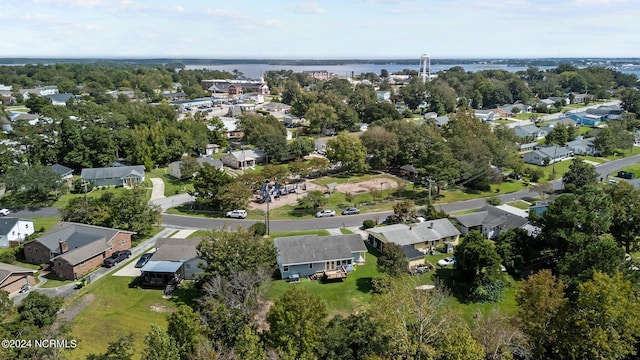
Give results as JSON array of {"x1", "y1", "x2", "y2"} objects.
[
  {"x1": 342, "y1": 207, "x2": 360, "y2": 215},
  {"x1": 135, "y1": 253, "x2": 153, "y2": 268},
  {"x1": 104, "y1": 250, "x2": 132, "y2": 267}
]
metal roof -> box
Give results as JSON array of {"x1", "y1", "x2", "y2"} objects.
[
  {"x1": 141, "y1": 261, "x2": 183, "y2": 273},
  {"x1": 275, "y1": 234, "x2": 367, "y2": 266}
]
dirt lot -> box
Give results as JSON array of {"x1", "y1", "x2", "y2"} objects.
[{"x1": 248, "y1": 177, "x2": 399, "y2": 211}]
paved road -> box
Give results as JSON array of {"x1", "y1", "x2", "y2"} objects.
[{"x1": 10, "y1": 152, "x2": 640, "y2": 232}]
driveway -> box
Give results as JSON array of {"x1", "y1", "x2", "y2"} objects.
[{"x1": 149, "y1": 178, "x2": 166, "y2": 201}]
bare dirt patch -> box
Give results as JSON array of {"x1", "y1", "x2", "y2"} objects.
[{"x1": 247, "y1": 177, "x2": 400, "y2": 212}]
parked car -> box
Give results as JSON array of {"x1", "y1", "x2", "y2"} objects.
[
  {"x1": 341, "y1": 207, "x2": 360, "y2": 215},
  {"x1": 0, "y1": 208, "x2": 9, "y2": 216},
  {"x1": 135, "y1": 253, "x2": 153, "y2": 268},
  {"x1": 226, "y1": 209, "x2": 247, "y2": 219},
  {"x1": 437, "y1": 256, "x2": 456, "y2": 267},
  {"x1": 104, "y1": 250, "x2": 132, "y2": 267},
  {"x1": 316, "y1": 209, "x2": 336, "y2": 218}
]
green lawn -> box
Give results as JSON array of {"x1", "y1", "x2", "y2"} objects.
[
  {"x1": 268, "y1": 229, "x2": 330, "y2": 238},
  {"x1": 340, "y1": 228, "x2": 354, "y2": 234},
  {"x1": 147, "y1": 168, "x2": 194, "y2": 197},
  {"x1": 33, "y1": 216, "x2": 63, "y2": 232},
  {"x1": 508, "y1": 200, "x2": 532, "y2": 210},
  {"x1": 39, "y1": 273, "x2": 73, "y2": 288},
  {"x1": 312, "y1": 174, "x2": 403, "y2": 187},
  {"x1": 436, "y1": 180, "x2": 527, "y2": 203},
  {"x1": 615, "y1": 163, "x2": 640, "y2": 178},
  {"x1": 69, "y1": 276, "x2": 179, "y2": 360},
  {"x1": 492, "y1": 119, "x2": 515, "y2": 125},
  {"x1": 53, "y1": 187, "x2": 133, "y2": 208}
]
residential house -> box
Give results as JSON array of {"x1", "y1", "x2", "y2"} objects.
[
  {"x1": 432, "y1": 115, "x2": 449, "y2": 128},
  {"x1": 262, "y1": 102, "x2": 291, "y2": 113},
  {"x1": 20, "y1": 86, "x2": 58, "y2": 100},
  {"x1": 453, "y1": 205, "x2": 529, "y2": 239},
  {"x1": 523, "y1": 145, "x2": 573, "y2": 165},
  {"x1": 519, "y1": 141, "x2": 538, "y2": 153},
  {"x1": 140, "y1": 238, "x2": 204, "y2": 288},
  {"x1": 240, "y1": 92, "x2": 264, "y2": 104},
  {"x1": 566, "y1": 136, "x2": 599, "y2": 156},
  {"x1": 274, "y1": 234, "x2": 367, "y2": 279},
  {"x1": 315, "y1": 136, "x2": 332, "y2": 154},
  {"x1": 400, "y1": 164, "x2": 419, "y2": 179},
  {"x1": 538, "y1": 98, "x2": 556, "y2": 108},
  {"x1": 204, "y1": 144, "x2": 220, "y2": 156},
  {"x1": 23, "y1": 222, "x2": 134, "y2": 280},
  {"x1": 566, "y1": 112, "x2": 605, "y2": 127},
  {"x1": 108, "y1": 90, "x2": 136, "y2": 100},
  {"x1": 50, "y1": 164, "x2": 74, "y2": 185},
  {"x1": 168, "y1": 157, "x2": 223, "y2": 179},
  {"x1": 366, "y1": 219, "x2": 461, "y2": 268},
  {"x1": 0, "y1": 262, "x2": 36, "y2": 294},
  {"x1": 45, "y1": 93, "x2": 76, "y2": 106},
  {"x1": 497, "y1": 103, "x2": 533, "y2": 117},
  {"x1": 572, "y1": 93, "x2": 595, "y2": 104},
  {"x1": 221, "y1": 149, "x2": 265, "y2": 169},
  {"x1": 170, "y1": 98, "x2": 213, "y2": 111},
  {"x1": 586, "y1": 105, "x2": 624, "y2": 120},
  {"x1": 514, "y1": 125, "x2": 548, "y2": 140},
  {"x1": 552, "y1": 118, "x2": 577, "y2": 128},
  {"x1": 424, "y1": 112, "x2": 438, "y2": 120},
  {"x1": 214, "y1": 117, "x2": 244, "y2": 139},
  {"x1": 80, "y1": 165, "x2": 145, "y2": 187},
  {"x1": 474, "y1": 109, "x2": 499, "y2": 121},
  {"x1": 0, "y1": 218, "x2": 35, "y2": 248},
  {"x1": 283, "y1": 114, "x2": 305, "y2": 126},
  {"x1": 549, "y1": 96, "x2": 570, "y2": 106},
  {"x1": 376, "y1": 90, "x2": 391, "y2": 102}
]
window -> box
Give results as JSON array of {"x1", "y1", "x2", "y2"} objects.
[
  {"x1": 283, "y1": 265, "x2": 289, "y2": 272},
  {"x1": 11, "y1": 231, "x2": 15, "y2": 236},
  {"x1": 121, "y1": 238, "x2": 125, "y2": 245},
  {"x1": 309, "y1": 264, "x2": 313, "y2": 269},
  {"x1": 57, "y1": 261, "x2": 61, "y2": 267},
  {"x1": 108, "y1": 245, "x2": 113, "y2": 251},
  {"x1": 185, "y1": 263, "x2": 191, "y2": 270},
  {"x1": 347, "y1": 259, "x2": 352, "y2": 264}
]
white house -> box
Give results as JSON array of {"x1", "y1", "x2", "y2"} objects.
[
  {"x1": 474, "y1": 110, "x2": 498, "y2": 121},
  {"x1": 168, "y1": 157, "x2": 223, "y2": 179},
  {"x1": 0, "y1": 218, "x2": 35, "y2": 248},
  {"x1": 221, "y1": 149, "x2": 265, "y2": 169}
]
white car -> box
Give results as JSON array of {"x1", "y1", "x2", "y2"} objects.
[
  {"x1": 437, "y1": 257, "x2": 456, "y2": 267},
  {"x1": 0, "y1": 208, "x2": 9, "y2": 216},
  {"x1": 226, "y1": 209, "x2": 247, "y2": 219},
  {"x1": 316, "y1": 209, "x2": 336, "y2": 218}
]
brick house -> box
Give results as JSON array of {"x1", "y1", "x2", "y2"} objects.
[
  {"x1": 23, "y1": 222, "x2": 135, "y2": 280},
  {"x1": 0, "y1": 262, "x2": 36, "y2": 294}
]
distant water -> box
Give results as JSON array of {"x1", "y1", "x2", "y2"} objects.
[{"x1": 185, "y1": 63, "x2": 640, "y2": 79}]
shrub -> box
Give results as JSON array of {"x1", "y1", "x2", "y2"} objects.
[
  {"x1": 487, "y1": 196, "x2": 502, "y2": 206},
  {"x1": 371, "y1": 276, "x2": 393, "y2": 294},
  {"x1": 0, "y1": 248, "x2": 18, "y2": 263},
  {"x1": 362, "y1": 219, "x2": 376, "y2": 229},
  {"x1": 249, "y1": 222, "x2": 267, "y2": 237}
]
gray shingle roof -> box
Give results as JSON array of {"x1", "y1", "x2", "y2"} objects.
[
  {"x1": 151, "y1": 238, "x2": 201, "y2": 262},
  {"x1": 366, "y1": 219, "x2": 461, "y2": 247},
  {"x1": 81, "y1": 165, "x2": 145, "y2": 180},
  {"x1": 0, "y1": 262, "x2": 36, "y2": 284},
  {"x1": 50, "y1": 163, "x2": 73, "y2": 176},
  {"x1": 275, "y1": 234, "x2": 367, "y2": 266},
  {"x1": 534, "y1": 145, "x2": 573, "y2": 159},
  {"x1": 454, "y1": 205, "x2": 528, "y2": 231},
  {"x1": 0, "y1": 218, "x2": 20, "y2": 236},
  {"x1": 35, "y1": 222, "x2": 134, "y2": 265}
]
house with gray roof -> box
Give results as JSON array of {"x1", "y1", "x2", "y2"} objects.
[
  {"x1": 523, "y1": 145, "x2": 573, "y2": 166},
  {"x1": 432, "y1": 115, "x2": 449, "y2": 128},
  {"x1": 141, "y1": 238, "x2": 204, "y2": 287},
  {"x1": 0, "y1": 217, "x2": 34, "y2": 248},
  {"x1": 168, "y1": 157, "x2": 223, "y2": 179},
  {"x1": 45, "y1": 93, "x2": 76, "y2": 106},
  {"x1": 50, "y1": 163, "x2": 73, "y2": 181},
  {"x1": 274, "y1": 234, "x2": 367, "y2": 279},
  {"x1": 366, "y1": 219, "x2": 460, "y2": 268},
  {"x1": 81, "y1": 165, "x2": 145, "y2": 187},
  {"x1": 453, "y1": 205, "x2": 529, "y2": 239},
  {"x1": 0, "y1": 262, "x2": 36, "y2": 294},
  {"x1": 567, "y1": 136, "x2": 599, "y2": 156},
  {"x1": 514, "y1": 125, "x2": 548, "y2": 140},
  {"x1": 23, "y1": 222, "x2": 134, "y2": 280},
  {"x1": 474, "y1": 109, "x2": 498, "y2": 121},
  {"x1": 221, "y1": 149, "x2": 265, "y2": 169}
]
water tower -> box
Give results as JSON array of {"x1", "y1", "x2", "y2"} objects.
[{"x1": 419, "y1": 54, "x2": 431, "y2": 83}]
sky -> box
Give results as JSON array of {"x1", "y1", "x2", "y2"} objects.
[{"x1": 2, "y1": 0, "x2": 639, "y2": 59}]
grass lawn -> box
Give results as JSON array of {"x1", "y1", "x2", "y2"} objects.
[
  {"x1": 312, "y1": 174, "x2": 404, "y2": 187},
  {"x1": 492, "y1": 119, "x2": 515, "y2": 125},
  {"x1": 39, "y1": 273, "x2": 73, "y2": 288},
  {"x1": 616, "y1": 163, "x2": 640, "y2": 177},
  {"x1": 508, "y1": 200, "x2": 532, "y2": 210},
  {"x1": 147, "y1": 168, "x2": 195, "y2": 197},
  {"x1": 32, "y1": 216, "x2": 63, "y2": 232},
  {"x1": 268, "y1": 229, "x2": 330, "y2": 238},
  {"x1": 436, "y1": 180, "x2": 527, "y2": 203},
  {"x1": 340, "y1": 228, "x2": 353, "y2": 234},
  {"x1": 53, "y1": 187, "x2": 132, "y2": 208},
  {"x1": 69, "y1": 276, "x2": 179, "y2": 359},
  {"x1": 578, "y1": 126, "x2": 594, "y2": 136},
  {"x1": 603, "y1": 146, "x2": 640, "y2": 160}
]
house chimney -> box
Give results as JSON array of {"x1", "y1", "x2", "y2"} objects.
[
  {"x1": 409, "y1": 225, "x2": 413, "y2": 230},
  {"x1": 429, "y1": 222, "x2": 434, "y2": 229},
  {"x1": 59, "y1": 240, "x2": 69, "y2": 254}
]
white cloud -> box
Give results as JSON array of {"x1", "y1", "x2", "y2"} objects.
[
  {"x1": 22, "y1": 13, "x2": 68, "y2": 24},
  {"x1": 288, "y1": 2, "x2": 325, "y2": 14}
]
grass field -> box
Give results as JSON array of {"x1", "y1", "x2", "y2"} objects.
[
  {"x1": 147, "y1": 168, "x2": 194, "y2": 197},
  {"x1": 69, "y1": 276, "x2": 178, "y2": 359},
  {"x1": 53, "y1": 187, "x2": 135, "y2": 208}
]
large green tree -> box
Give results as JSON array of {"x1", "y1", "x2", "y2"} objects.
[
  {"x1": 326, "y1": 131, "x2": 368, "y2": 174},
  {"x1": 562, "y1": 158, "x2": 599, "y2": 190},
  {"x1": 267, "y1": 287, "x2": 328, "y2": 360},
  {"x1": 377, "y1": 242, "x2": 408, "y2": 277},
  {"x1": 454, "y1": 231, "x2": 507, "y2": 302},
  {"x1": 191, "y1": 163, "x2": 234, "y2": 209}
]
